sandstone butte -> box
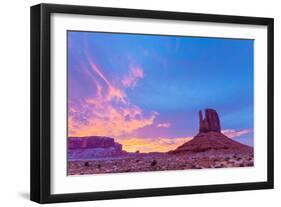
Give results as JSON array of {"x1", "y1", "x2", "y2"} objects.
[{"x1": 170, "y1": 109, "x2": 253, "y2": 155}]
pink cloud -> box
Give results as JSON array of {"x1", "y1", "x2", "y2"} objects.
[
  {"x1": 131, "y1": 67, "x2": 144, "y2": 78},
  {"x1": 122, "y1": 66, "x2": 144, "y2": 88},
  {"x1": 88, "y1": 57, "x2": 127, "y2": 104},
  {"x1": 157, "y1": 122, "x2": 171, "y2": 128},
  {"x1": 68, "y1": 56, "x2": 157, "y2": 138},
  {"x1": 222, "y1": 129, "x2": 253, "y2": 138}
]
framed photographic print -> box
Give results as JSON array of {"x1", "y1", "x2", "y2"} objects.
[{"x1": 30, "y1": 3, "x2": 274, "y2": 203}]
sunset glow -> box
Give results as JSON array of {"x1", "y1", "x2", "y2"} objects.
[{"x1": 68, "y1": 31, "x2": 254, "y2": 152}]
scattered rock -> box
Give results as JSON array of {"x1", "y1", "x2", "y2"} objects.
[{"x1": 151, "y1": 160, "x2": 157, "y2": 166}]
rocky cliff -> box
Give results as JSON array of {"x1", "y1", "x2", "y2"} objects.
[
  {"x1": 68, "y1": 136, "x2": 124, "y2": 160},
  {"x1": 199, "y1": 109, "x2": 221, "y2": 133}
]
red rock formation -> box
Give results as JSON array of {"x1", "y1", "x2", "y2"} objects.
[
  {"x1": 68, "y1": 136, "x2": 124, "y2": 160},
  {"x1": 170, "y1": 131, "x2": 253, "y2": 154},
  {"x1": 199, "y1": 109, "x2": 221, "y2": 133},
  {"x1": 170, "y1": 108, "x2": 253, "y2": 155},
  {"x1": 68, "y1": 136, "x2": 121, "y2": 150}
]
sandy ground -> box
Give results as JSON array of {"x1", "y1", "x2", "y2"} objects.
[{"x1": 67, "y1": 152, "x2": 254, "y2": 175}]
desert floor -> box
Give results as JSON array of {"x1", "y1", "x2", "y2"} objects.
[{"x1": 67, "y1": 152, "x2": 254, "y2": 175}]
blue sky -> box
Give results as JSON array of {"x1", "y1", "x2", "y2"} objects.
[{"x1": 68, "y1": 31, "x2": 254, "y2": 152}]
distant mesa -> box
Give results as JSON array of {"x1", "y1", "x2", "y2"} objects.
[
  {"x1": 68, "y1": 136, "x2": 122, "y2": 150},
  {"x1": 170, "y1": 108, "x2": 253, "y2": 155},
  {"x1": 68, "y1": 136, "x2": 124, "y2": 160}
]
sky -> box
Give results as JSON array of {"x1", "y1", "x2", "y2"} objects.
[{"x1": 67, "y1": 31, "x2": 254, "y2": 153}]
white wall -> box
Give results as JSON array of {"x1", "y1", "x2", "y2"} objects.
[{"x1": 0, "y1": 0, "x2": 279, "y2": 206}]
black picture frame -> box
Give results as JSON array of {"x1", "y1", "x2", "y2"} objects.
[{"x1": 30, "y1": 3, "x2": 274, "y2": 204}]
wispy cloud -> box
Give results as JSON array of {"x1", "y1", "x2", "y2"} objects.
[
  {"x1": 222, "y1": 129, "x2": 253, "y2": 138},
  {"x1": 122, "y1": 66, "x2": 144, "y2": 88},
  {"x1": 157, "y1": 122, "x2": 171, "y2": 128},
  {"x1": 87, "y1": 57, "x2": 127, "y2": 104}
]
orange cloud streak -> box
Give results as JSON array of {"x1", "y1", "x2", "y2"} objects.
[{"x1": 118, "y1": 137, "x2": 193, "y2": 153}]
